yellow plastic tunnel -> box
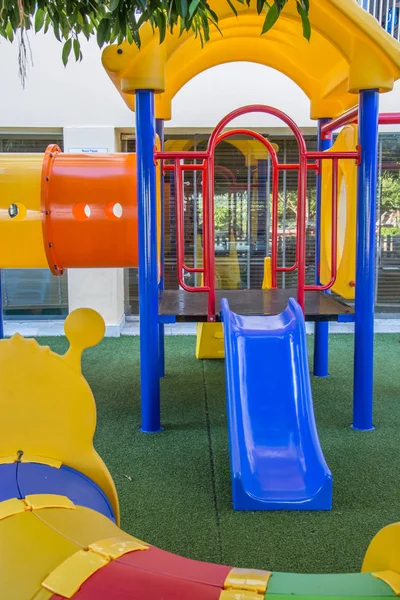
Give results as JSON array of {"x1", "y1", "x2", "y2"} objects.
[{"x1": 0, "y1": 147, "x2": 140, "y2": 272}]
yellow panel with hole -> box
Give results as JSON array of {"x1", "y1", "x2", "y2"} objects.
[
  {"x1": 0, "y1": 308, "x2": 119, "y2": 522},
  {"x1": 0, "y1": 510, "x2": 80, "y2": 600},
  {"x1": 362, "y1": 521, "x2": 400, "y2": 575},
  {"x1": 35, "y1": 506, "x2": 135, "y2": 549},
  {"x1": 320, "y1": 125, "x2": 358, "y2": 299},
  {"x1": 0, "y1": 154, "x2": 48, "y2": 268},
  {"x1": 102, "y1": 0, "x2": 400, "y2": 121}
]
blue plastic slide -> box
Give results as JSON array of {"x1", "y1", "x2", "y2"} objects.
[{"x1": 222, "y1": 298, "x2": 332, "y2": 511}]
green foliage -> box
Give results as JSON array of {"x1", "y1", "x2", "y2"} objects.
[
  {"x1": 0, "y1": 0, "x2": 311, "y2": 71},
  {"x1": 380, "y1": 170, "x2": 400, "y2": 211}
]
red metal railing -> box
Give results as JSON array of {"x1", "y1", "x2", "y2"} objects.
[
  {"x1": 155, "y1": 104, "x2": 362, "y2": 319},
  {"x1": 207, "y1": 105, "x2": 309, "y2": 310},
  {"x1": 321, "y1": 108, "x2": 400, "y2": 139}
]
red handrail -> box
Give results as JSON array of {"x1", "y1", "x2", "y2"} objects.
[
  {"x1": 174, "y1": 160, "x2": 209, "y2": 294},
  {"x1": 321, "y1": 108, "x2": 400, "y2": 139},
  {"x1": 157, "y1": 105, "x2": 363, "y2": 319}
]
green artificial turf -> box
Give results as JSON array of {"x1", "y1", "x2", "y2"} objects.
[{"x1": 38, "y1": 333, "x2": 400, "y2": 575}]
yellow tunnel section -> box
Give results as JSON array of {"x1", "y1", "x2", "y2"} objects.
[
  {"x1": 0, "y1": 148, "x2": 155, "y2": 272},
  {"x1": 0, "y1": 154, "x2": 48, "y2": 268}
]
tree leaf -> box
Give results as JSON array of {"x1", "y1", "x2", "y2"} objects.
[
  {"x1": 157, "y1": 11, "x2": 166, "y2": 43},
  {"x1": 73, "y1": 37, "x2": 81, "y2": 60},
  {"x1": 97, "y1": 17, "x2": 110, "y2": 47},
  {"x1": 256, "y1": 0, "x2": 264, "y2": 15},
  {"x1": 6, "y1": 21, "x2": 14, "y2": 42},
  {"x1": 34, "y1": 9, "x2": 45, "y2": 32},
  {"x1": 62, "y1": 38, "x2": 72, "y2": 66},
  {"x1": 261, "y1": 3, "x2": 280, "y2": 34},
  {"x1": 296, "y1": 1, "x2": 310, "y2": 40},
  {"x1": 44, "y1": 15, "x2": 51, "y2": 34},
  {"x1": 225, "y1": 0, "x2": 238, "y2": 17},
  {"x1": 176, "y1": 0, "x2": 188, "y2": 19},
  {"x1": 110, "y1": 0, "x2": 121, "y2": 11},
  {"x1": 189, "y1": 0, "x2": 201, "y2": 19}
]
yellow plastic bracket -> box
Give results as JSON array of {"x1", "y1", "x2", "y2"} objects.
[
  {"x1": 42, "y1": 550, "x2": 109, "y2": 599},
  {"x1": 219, "y1": 591, "x2": 263, "y2": 600},
  {"x1": 0, "y1": 498, "x2": 25, "y2": 521},
  {"x1": 88, "y1": 536, "x2": 149, "y2": 559},
  {"x1": 224, "y1": 568, "x2": 272, "y2": 594},
  {"x1": 372, "y1": 571, "x2": 400, "y2": 596},
  {"x1": 25, "y1": 494, "x2": 75, "y2": 511},
  {"x1": 196, "y1": 322, "x2": 225, "y2": 359},
  {"x1": 262, "y1": 257, "x2": 272, "y2": 290}
]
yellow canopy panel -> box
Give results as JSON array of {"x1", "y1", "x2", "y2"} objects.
[{"x1": 102, "y1": 0, "x2": 400, "y2": 121}]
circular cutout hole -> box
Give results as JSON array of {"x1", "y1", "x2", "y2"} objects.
[
  {"x1": 105, "y1": 202, "x2": 123, "y2": 220},
  {"x1": 73, "y1": 203, "x2": 91, "y2": 222},
  {"x1": 113, "y1": 203, "x2": 122, "y2": 218},
  {"x1": 8, "y1": 202, "x2": 27, "y2": 221}
]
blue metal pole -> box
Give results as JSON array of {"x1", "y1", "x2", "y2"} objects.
[
  {"x1": 313, "y1": 119, "x2": 331, "y2": 377},
  {"x1": 156, "y1": 118, "x2": 165, "y2": 379},
  {"x1": 353, "y1": 89, "x2": 379, "y2": 431},
  {"x1": 136, "y1": 90, "x2": 162, "y2": 433}
]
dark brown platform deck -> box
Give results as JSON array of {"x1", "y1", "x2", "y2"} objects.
[{"x1": 159, "y1": 289, "x2": 354, "y2": 322}]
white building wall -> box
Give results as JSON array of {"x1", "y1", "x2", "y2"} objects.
[
  {"x1": 1, "y1": 28, "x2": 400, "y2": 327},
  {"x1": 2, "y1": 31, "x2": 400, "y2": 131},
  {"x1": 63, "y1": 126, "x2": 125, "y2": 335}
]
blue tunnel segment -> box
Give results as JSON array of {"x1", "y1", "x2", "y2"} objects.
[
  {"x1": 0, "y1": 461, "x2": 115, "y2": 521},
  {"x1": 222, "y1": 297, "x2": 332, "y2": 511}
]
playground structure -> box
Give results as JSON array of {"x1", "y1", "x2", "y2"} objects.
[
  {"x1": 1, "y1": 0, "x2": 400, "y2": 595},
  {"x1": 0, "y1": 311, "x2": 399, "y2": 599}
]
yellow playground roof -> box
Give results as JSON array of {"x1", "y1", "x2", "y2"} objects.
[{"x1": 102, "y1": 0, "x2": 400, "y2": 120}]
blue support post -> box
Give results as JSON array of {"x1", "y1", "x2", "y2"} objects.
[
  {"x1": 156, "y1": 118, "x2": 165, "y2": 379},
  {"x1": 136, "y1": 90, "x2": 162, "y2": 433},
  {"x1": 353, "y1": 90, "x2": 379, "y2": 431},
  {"x1": 313, "y1": 119, "x2": 331, "y2": 378}
]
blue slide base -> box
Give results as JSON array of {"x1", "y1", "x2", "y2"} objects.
[{"x1": 222, "y1": 298, "x2": 332, "y2": 511}]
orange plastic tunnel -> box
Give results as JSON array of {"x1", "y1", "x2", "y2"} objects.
[{"x1": 0, "y1": 146, "x2": 139, "y2": 272}]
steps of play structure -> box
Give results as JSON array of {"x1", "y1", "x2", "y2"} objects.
[
  {"x1": 222, "y1": 298, "x2": 332, "y2": 511},
  {"x1": 159, "y1": 288, "x2": 354, "y2": 323}
]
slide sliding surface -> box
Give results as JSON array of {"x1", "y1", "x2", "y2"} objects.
[{"x1": 222, "y1": 298, "x2": 332, "y2": 511}]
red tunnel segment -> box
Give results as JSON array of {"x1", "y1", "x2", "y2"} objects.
[
  {"x1": 51, "y1": 546, "x2": 231, "y2": 600},
  {"x1": 41, "y1": 145, "x2": 138, "y2": 275}
]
